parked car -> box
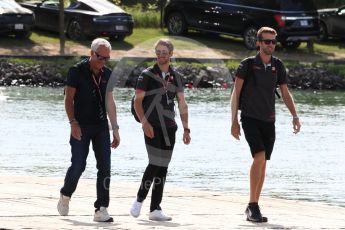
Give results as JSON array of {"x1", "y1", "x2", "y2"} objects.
[
  {"x1": 0, "y1": 0, "x2": 34, "y2": 38},
  {"x1": 318, "y1": 6, "x2": 345, "y2": 41},
  {"x1": 20, "y1": 0, "x2": 134, "y2": 41},
  {"x1": 164, "y1": 0, "x2": 320, "y2": 49}
]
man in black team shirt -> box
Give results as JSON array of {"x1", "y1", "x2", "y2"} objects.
[
  {"x1": 57, "y1": 38, "x2": 120, "y2": 222},
  {"x1": 231, "y1": 27, "x2": 301, "y2": 222},
  {"x1": 129, "y1": 38, "x2": 191, "y2": 221}
]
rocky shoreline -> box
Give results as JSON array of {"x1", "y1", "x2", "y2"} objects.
[
  {"x1": 1, "y1": 59, "x2": 345, "y2": 90},
  {"x1": 0, "y1": 60, "x2": 64, "y2": 87}
]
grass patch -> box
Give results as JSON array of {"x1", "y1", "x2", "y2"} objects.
[
  {"x1": 123, "y1": 4, "x2": 160, "y2": 28},
  {"x1": 298, "y1": 40, "x2": 345, "y2": 54},
  {"x1": 1, "y1": 27, "x2": 345, "y2": 64},
  {"x1": 120, "y1": 28, "x2": 165, "y2": 47}
]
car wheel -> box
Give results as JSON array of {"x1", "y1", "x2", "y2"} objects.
[
  {"x1": 167, "y1": 12, "x2": 187, "y2": 35},
  {"x1": 110, "y1": 35, "x2": 126, "y2": 41},
  {"x1": 67, "y1": 20, "x2": 85, "y2": 40},
  {"x1": 15, "y1": 30, "x2": 32, "y2": 39},
  {"x1": 243, "y1": 27, "x2": 258, "y2": 50},
  {"x1": 281, "y1": 41, "x2": 301, "y2": 49},
  {"x1": 319, "y1": 22, "x2": 328, "y2": 41}
]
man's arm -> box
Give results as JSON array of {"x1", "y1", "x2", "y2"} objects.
[
  {"x1": 176, "y1": 92, "x2": 191, "y2": 145},
  {"x1": 64, "y1": 86, "x2": 81, "y2": 140},
  {"x1": 230, "y1": 77, "x2": 244, "y2": 140},
  {"x1": 279, "y1": 84, "x2": 301, "y2": 134},
  {"x1": 106, "y1": 92, "x2": 120, "y2": 148}
]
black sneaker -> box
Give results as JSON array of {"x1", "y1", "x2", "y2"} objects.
[{"x1": 245, "y1": 204, "x2": 268, "y2": 223}]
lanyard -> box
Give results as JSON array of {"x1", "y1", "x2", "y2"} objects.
[
  {"x1": 160, "y1": 72, "x2": 173, "y2": 105},
  {"x1": 92, "y1": 72, "x2": 102, "y2": 102}
]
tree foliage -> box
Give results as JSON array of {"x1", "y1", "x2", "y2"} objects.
[{"x1": 110, "y1": 0, "x2": 167, "y2": 10}]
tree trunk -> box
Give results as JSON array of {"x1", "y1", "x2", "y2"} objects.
[
  {"x1": 159, "y1": 0, "x2": 165, "y2": 30},
  {"x1": 59, "y1": 0, "x2": 65, "y2": 55}
]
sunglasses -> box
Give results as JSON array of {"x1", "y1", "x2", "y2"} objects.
[
  {"x1": 260, "y1": 39, "x2": 277, "y2": 45},
  {"x1": 155, "y1": 50, "x2": 170, "y2": 56},
  {"x1": 94, "y1": 51, "x2": 110, "y2": 61}
]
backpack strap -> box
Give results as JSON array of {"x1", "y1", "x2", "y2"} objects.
[
  {"x1": 246, "y1": 57, "x2": 255, "y2": 85},
  {"x1": 246, "y1": 56, "x2": 281, "y2": 99},
  {"x1": 272, "y1": 56, "x2": 281, "y2": 99}
]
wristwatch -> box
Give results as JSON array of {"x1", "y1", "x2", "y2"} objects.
[{"x1": 112, "y1": 124, "x2": 119, "y2": 130}]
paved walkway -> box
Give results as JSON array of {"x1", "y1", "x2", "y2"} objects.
[{"x1": 0, "y1": 176, "x2": 344, "y2": 229}]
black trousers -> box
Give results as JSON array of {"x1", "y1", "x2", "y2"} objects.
[
  {"x1": 137, "y1": 127, "x2": 176, "y2": 211},
  {"x1": 137, "y1": 164, "x2": 168, "y2": 211}
]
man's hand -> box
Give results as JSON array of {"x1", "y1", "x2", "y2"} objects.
[
  {"x1": 292, "y1": 117, "x2": 301, "y2": 134},
  {"x1": 183, "y1": 131, "x2": 191, "y2": 145},
  {"x1": 142, "y1": 122, "x2": 154, "y2": 138},
  {"x1": 71, "y1": 123, "x2": 82, "y2": 140},
  {"x1": 111, "y1": 129, "x2": 120, "y2": 148},
  {"x1": 231, "y1": 122, "x2": 241, "y2": 140}
]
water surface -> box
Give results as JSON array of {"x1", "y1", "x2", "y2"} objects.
[{"x1": 0, "y1": 87, "x2": 344, "y2": 207}]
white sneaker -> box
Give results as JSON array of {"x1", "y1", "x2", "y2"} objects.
[
  {"x1": 130, "y1": 199, "x2": 143, "y2": 218},
  {"x1": 57, "y1": 193, "x2": 70, "y2": 216},
  {"x1": 93, "y1": 207, "x2": 114, "y2": 222},
  {"x1": 149, "y1": 209, "x2": 172, "y2": 221}
]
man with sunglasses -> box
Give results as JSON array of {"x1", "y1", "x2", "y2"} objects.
[
  {"x1": 130, "y1": 38, "x2": 191, "y2": 221},
  {"x1": 57, "y1": 38, "x2": 120, "y2": 222},
  {"x1": 230, "y1": 27, "x2": 301, "y2": 223}
]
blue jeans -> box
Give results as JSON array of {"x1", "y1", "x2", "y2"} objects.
[{"x1": 60, "y1": 123, "x2": 111, "y2": 208}]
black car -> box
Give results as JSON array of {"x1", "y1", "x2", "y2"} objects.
[
  {"x1": 20, "y1": 0, "x2": 134, "y2": 41},
  {"x1": 0, "y1": 0, "x2": 34, "y2": 38},
  {"x1": 318, "y1": 6, "x2": 345, "y2": 41},
  {"x1": 164, "y1": 0, "x2": 320, "y2": 49}
]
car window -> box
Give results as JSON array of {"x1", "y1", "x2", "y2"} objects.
[
  {"x1": 42, "y1": 0, "x2": 60, "y2": 8},
  {"x1": 67, "y1": 2, "x2": 77, "y2": 8},
  {"x1": 207, "y1": 0, "x2": 227, "y2": 3},
  {"x1": 239, "y1": 0, "x2": 280, "y2": 10},
  {"x1": 72, "y1": 2, "x2": 95, "y2": 11},
  {"x1": 276, "y1": 0, "x2": 316, "y2": 11},
  {"x1": 212, "y1": 0, "x2": 316, "y2": 10},
  {"x1": 219, "y1": 0, "x2": 242, "y2": 4}
]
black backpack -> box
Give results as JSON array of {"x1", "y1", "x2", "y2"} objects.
[
  {"x1": 131, "y1": 95, "x2": 140, "y2": 122},
  {"x1": 130, "y1": 68, "x2": 154, "y2": 123}
]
